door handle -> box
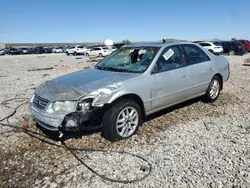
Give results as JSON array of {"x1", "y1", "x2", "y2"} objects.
[
  {"x1": 183, "y1": 75, "x2": 188, "y2": 78},
  {"x1": 210, "y1": 68, "x2": 213, "y2": 71}
]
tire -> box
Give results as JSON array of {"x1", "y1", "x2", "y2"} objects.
[
  {"x1": 101, "y1": 99, "x2": 142, "y2": 142},
  {"x1": 86, "y1": 53, "x2": 89, "y2": 57},
  {"x1": 204, "y1": 75, "x2": 221, "y2": 103},
  {"x1": 229, "y1": 50, "x2": 235, "y2": 55},
  {"x1": 74, "y1": 52, "x2": 77, "y2": 56},
  {"x1": 208, "y1": 49, "x2": 214, "y2": 54},
  {"x1": 66, "y1": 52, "x2": 69, "y2": 56},
  {"x1": 99, "y1": 53, "x2": 103, "y2": 57}
]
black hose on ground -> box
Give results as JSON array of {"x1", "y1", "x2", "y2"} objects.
[{"x1": 0, "y1": 98, "x2": 152, "y2": 184}]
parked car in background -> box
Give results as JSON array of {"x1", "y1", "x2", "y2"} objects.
[
  {"x1": 9, "y1": 48, "x2": 21, "y2": 55},
  {"x1": 0, "y1": 49, "x2": 5, "y2": 55},
  {"x1": 29, "y1": 42, "x2": 230, "y2": 141},
  {"x1": 221, "y1": 41, "x2": 246, "y2": 55},
  {"x1": 85, "y1": 46, "x2": 113, "y2": 57},
  {"x1": 44, "y1": 47, "x2": 53, "y2": 53},
  {"x1": 63, "y1": 46, "x2": 72, "y2": 53},
  {"x1": 198, "y1": 42, "x2": 223, "y2": 55},
  {"x1": 84, "y1": 46, "x2": 93, "y2": 54},
  {"x1": 32, "y1": 47, "x2": 45, "y2": 54},
  {"x1": 66, "y1": 45, "x2": 88, "y2": 55},
  {"x1": 239, "y1": 40, "x2": 250, "y2": 52},
  {"x1": 106, "y1": 46, "x2": 117, "y2": 52},
  {"x1": 52, "y1": 47, "x2": 63, "y2": 53},
  {"x1": 20, "y1": 47, "x2": 30, "y2": 54}
]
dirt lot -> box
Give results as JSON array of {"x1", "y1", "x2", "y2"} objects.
[{"x1": 0, "y1": 53, "x2": 249, "y2": 188}]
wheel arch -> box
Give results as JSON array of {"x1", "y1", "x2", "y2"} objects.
[
  {"x1": 213, "y1": 73, "x2": 223, "y2": 90},
  {"x1": 106, "y1": 93, "x2": 146, "y2": 121}
]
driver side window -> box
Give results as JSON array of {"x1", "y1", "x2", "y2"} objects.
[{"x1": 154, "y1": 46, "x2": 185, "y2": 74}]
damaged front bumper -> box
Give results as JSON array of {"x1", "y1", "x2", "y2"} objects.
[
  {"x1": 29, "y1": 98, "x2": 101, "y2": 132},
  {"x1": 29, "y1": 102, "x2": 65, "y2": 131}
]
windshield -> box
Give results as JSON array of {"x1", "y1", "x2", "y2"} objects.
[{"x1": 95, "y1": 47, "x2": 160, "y2": 73}]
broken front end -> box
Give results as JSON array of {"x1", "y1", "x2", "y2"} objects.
[{"x1": 28, "y1": 82, "x2": 112, "y2": 133}]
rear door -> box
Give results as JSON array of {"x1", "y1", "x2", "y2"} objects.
[
  {"x1": 182, "y1": 44, "x2": 214, "y2": 96},
  {"x1": 150, "y1": 45, "x2": 190, "y2": 111}
]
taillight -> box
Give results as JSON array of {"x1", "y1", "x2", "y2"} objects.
[{"x1": 238, "y1": 46, "x2": 241, "y2": 49}]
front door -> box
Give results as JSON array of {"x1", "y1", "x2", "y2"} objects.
[{"x1": 150, "y1": 45, "x2": 190, "y2": 111}]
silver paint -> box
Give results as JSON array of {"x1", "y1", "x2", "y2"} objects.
[{"x1": 29, "y1": 42, "x2": 230, "y2": 130}]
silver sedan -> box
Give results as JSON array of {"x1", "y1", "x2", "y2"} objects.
[{"x1": 29, "y1": 42, "x2": 230, "y2": 141}]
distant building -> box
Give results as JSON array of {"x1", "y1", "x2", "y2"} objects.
[{"x1": 0, "y1": 43, "x2": 6, "y2": 49}]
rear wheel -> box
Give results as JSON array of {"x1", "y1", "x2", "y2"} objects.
[
  {"x1": 74, "y1": 51, "x2": 77, "y2": 56},
  {"x1": 208, "y1": 49, "x2": 214, "y2": 54},
  {"x1": 86, "y1": 53, "x2": 89, "y2": 57},
  {"x1": 204, "y1": 75, "x2": 221, "y2": 103},
  {"x1": 99, "y1": 53, "x2": 103, "y2": 57},
  {"x1": 229, "y1": 50, "x2": 235, "y2": 55},
  {"x1": 101, "y1": 99, "x2": 142, "y2": 142}
]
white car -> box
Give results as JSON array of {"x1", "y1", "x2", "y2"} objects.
[
  {"x1": 106, "y1": 46, "x2": 117, "y2": 52},
  {"x1": 66, "y1": 45, "x2": 88, "y2": 56},
  {"x1": 85, "y1": 46, "x2": 114, "y2": 57},
  {"x1": 52, "y1": 47, "x2": 63, "y2": 53},
  {"x1": 198, "y1": 42, "x2": 223, "y2": 55}
]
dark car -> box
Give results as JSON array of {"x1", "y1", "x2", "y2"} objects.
[
  {"x1": 9, "y1": 48, "x2": 21, "y2": 55},
  {"x1": 44, "y1": 47, "x2": 52, "y2": 53},
  {"x1": 239, "y1": 40, "x2": 250, "y2": 52},
  {"x1": 32, "y1": 47, "x2": 45, "y2": 54},
  {"x1": 221, "y1": 41, "x2": 246, "y2": 55}
]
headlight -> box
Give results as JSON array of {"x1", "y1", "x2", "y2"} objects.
[
  {"x1": 77, "y1": 98, "x2": 93, "y2": 114},
  {"x1": 47, "y1": 101, "x2": 77, "y2": 113}
]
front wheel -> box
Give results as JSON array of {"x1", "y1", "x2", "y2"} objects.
[
  {"x1": 204, "y1": 76, "x2": 221, "y2": 103},
  {"x1": 101, "y1": 99, "x2": 142, "y2": 142},
  {"x1": 99, "y1": 53, "x2": 103, "y2": 57}
]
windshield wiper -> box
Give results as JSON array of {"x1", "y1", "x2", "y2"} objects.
[
  {"x1": 95, "y1": 66, "x2": 125, "y2": 72},
  {"x1": 95, "y1": 65, "x2": 142, "y2": 73}
]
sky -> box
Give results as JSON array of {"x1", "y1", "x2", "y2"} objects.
[{"x1": 0, "y1": 0, "x2": 249, "y2": 43}]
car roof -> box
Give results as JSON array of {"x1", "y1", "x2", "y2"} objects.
[{"x1": 122, "y1": 41, "x2": 194, "y2": 48}]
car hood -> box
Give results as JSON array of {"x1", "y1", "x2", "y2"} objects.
[{"x1": 35, "y1": 68, "x2": 140, "y2": 101}]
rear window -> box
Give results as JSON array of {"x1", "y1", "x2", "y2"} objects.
[
  {"x1": 102, "y1": 47, "x2": 109, "y2": 50},
  {"x1": 234, "y1": 42, "x2": 244, "y2": 46}
]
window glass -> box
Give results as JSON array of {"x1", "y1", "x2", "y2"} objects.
[
  {"x1": 96, "y1": 47, "x2": 159, "y2": 73},
  {"x1": 154, "y1": 46, "x2": 185, "y2": 73},
  {"x1": 183, "y1": 44, "x2": 210, "y2": 65},
  {"x1": 199, "y1": 43, "x2": 211, "y2": 47}
]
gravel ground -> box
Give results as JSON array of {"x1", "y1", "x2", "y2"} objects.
[{"x1": 0, "y1": 53, "x2": 249, "y2": 188}]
